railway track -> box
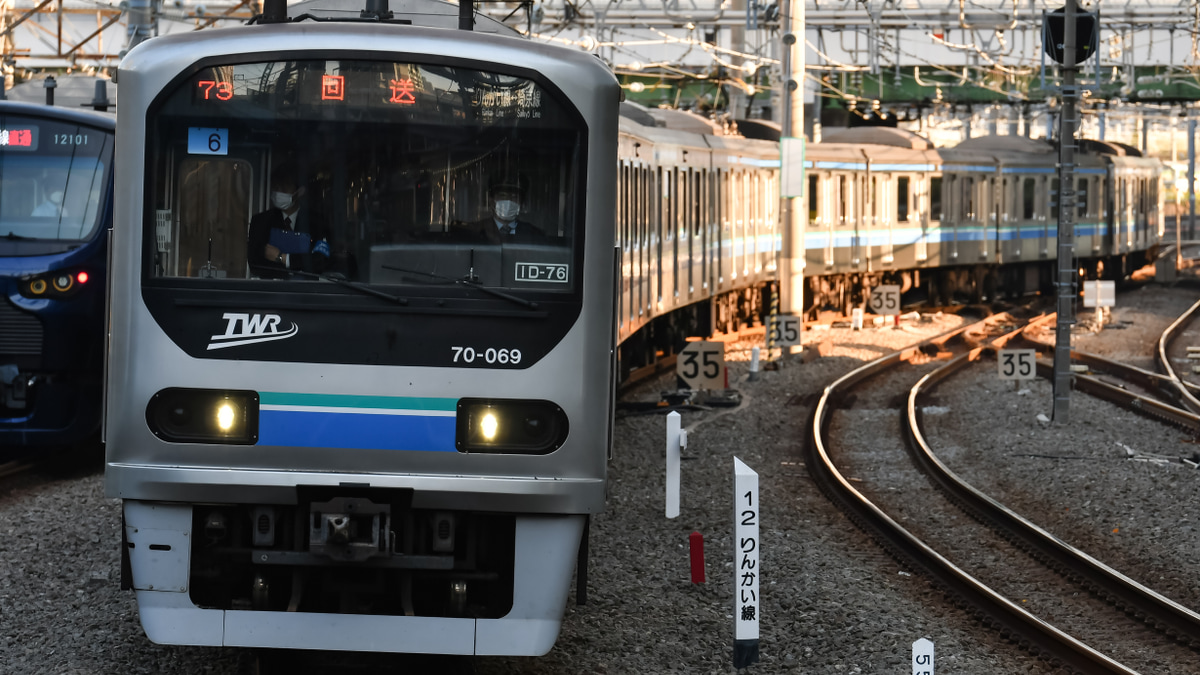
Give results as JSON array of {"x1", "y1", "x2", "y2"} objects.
[{"x1": 807, "y1": 312, "x2": 1200, "y2": 674}]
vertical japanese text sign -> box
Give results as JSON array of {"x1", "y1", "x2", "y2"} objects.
[{"x1": 733, "y1": 458, "x2": 760, "y2": 668}]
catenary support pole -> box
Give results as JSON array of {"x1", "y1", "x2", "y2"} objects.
[{"x1": 1052, "y1": 0, "x2": 1080, "y2": 424}]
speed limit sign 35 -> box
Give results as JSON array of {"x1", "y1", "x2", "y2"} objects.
[
  {"x1": 869, "y1": 285, "x2": 901, "y2": 316},
  {"x1": 677, "y1": 341, "x2": 726, "y2": 390},
  {"x1": 998, "y1": 349, "x2": 1037, "y2": 380}
]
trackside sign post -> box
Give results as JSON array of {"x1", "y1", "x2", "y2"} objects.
[
  {"x1": 913, "y1": 637, "x2": 934, "y2": 674},
  {"x1": 733, "y1": 458, "x2": 760, "y2": 668}
]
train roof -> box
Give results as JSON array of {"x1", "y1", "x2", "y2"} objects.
[
  {"x1": 819, "y1": 126, "x2": 933, "y2": 150},
  {"x1": 5, "y1": 75, "x2": 116, "y2": 114},
  {"x1": 951, "y1": 135, "x2": 1053, "y2": 154},
  {"x1": 289, "y1": 0, "x2": 519, "y2": 34}
]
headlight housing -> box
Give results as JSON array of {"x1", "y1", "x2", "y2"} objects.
[
  {"x1": 146, "y1": 388, "x2": 259, "y2": 444},
  {"x1": 19, "y1": 268, "x2": 91, "y2": 299},
  {"x1": 456, "y1": 398, "x2": 568, "y2": 455}
]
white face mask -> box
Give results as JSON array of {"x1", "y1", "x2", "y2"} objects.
[
  {"x1": 271, "y1": 191, "x2": 295, "y2": 211},
  {"x1": 493, "y1": 199, "x2": 520, "y2": 221},
  {"x1": 49, "y1": 190, "x2": 64, "y2": 205}
]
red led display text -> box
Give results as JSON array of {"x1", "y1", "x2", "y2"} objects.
[
  {"x1": 0, "y1": 129, "x2": 33, "y2": 146},
  {"x1": 197, "y1": 80, "x2": 234, "y2": 101},
  {"x1": 389, "y1": 79, "x2": 416, "y2": 105},
  {"x1": 322, "y1": 75, "x2": 345, "y2": 101}
]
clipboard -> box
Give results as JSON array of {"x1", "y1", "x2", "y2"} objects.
[{"x1": 269, "y1": 227, "x2": 311, "y2": 255}]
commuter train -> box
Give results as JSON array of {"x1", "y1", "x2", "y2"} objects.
[
  {"x1": 0, "y1": 78, "x2": 115, "y2": 457},
  {"x1": 106, "y1": 0, "x2": 618, "y2": 657},
  {"x1": 613, "y1": 114, "x2": 1162, "y2": 376}
]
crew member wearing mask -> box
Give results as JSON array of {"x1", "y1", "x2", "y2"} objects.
[
  {"x1": 472, "y1": 175, "x2": 544, "y2": 242},
  {"x1": 247, "y1": 168, "x2": 330, "y2": 279},
  {"x1": 32, "y1": 190, "x2": 67, "y2": 218}
]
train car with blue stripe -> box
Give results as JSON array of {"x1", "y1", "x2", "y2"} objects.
[
  {"x1": 105, "y1": 0, "x2": 619, "y2": 657},
  {"x1": 0, "y1": 82, "x2": 115, "y2": 457}
]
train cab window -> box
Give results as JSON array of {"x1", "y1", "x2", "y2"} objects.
[
  {"x1": 0, "y1": 116, "x2": 112, "y2": 246},
  {"x1": 897, "y1": 176, "x2": 910, "y2": 222},
  {"x1": 930, "y1": 176, "x2": 943, "y2": 220},
  {"x1": 143, "y1": 58, "x2": 584, "y2": 294}
]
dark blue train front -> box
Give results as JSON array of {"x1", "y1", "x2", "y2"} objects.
[{"x1": 0, "y1": 100, "x2": 115, "y2": 455}]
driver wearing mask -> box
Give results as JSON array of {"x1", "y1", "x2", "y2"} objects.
[
  {"x1": 471, "y1": 175, "x2": 544, "y2": 242},
  {"x1": 247, "y1": 167, "x2": 330, "y2": 279}
]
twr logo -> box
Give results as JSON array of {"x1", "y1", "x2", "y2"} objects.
[{"x1": 207, "y1": 313, "x2": 299, "y2": 350}]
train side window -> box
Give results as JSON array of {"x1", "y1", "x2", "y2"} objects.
[
  {"x1": 963, "y1": 177, "x2": 975, "y2": 221},
  {"x1": 1050, "y1": 178, "x2": 1060, "y2": 220},
  {"x1": 897, "y1": 176, "x2": 910, "y2": 222},
  {"x1": 1076, "y1": 177, "x2": 1089, "y2": 218},
  {"x1": 808, "y1": 174, "x2": 819, "y2": 221},
  {"x1": 930, "y1": 176, "x2": 943, "y2": 220},
  {"x1": 837, "y1": 175, "x2": 848, "y2": 222},
  {"x1": 1022, "y1": 178, "x2": 1035, "y2": 220}
]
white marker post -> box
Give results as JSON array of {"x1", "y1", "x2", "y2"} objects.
[
  {"x1": 666, "y1": 411, "x2": 682, "y2": 519},
  {"x1": 733, "y1": 458, "x2": 760, "y2": 668},
  {"x1": 912, "y1": 637, "x2": 934, "y2": 674}
]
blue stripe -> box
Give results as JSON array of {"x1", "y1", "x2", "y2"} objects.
[
  {"x1": 259, "y1": 410, "x2": 457, "y2": 452},
  {"x1": 943, "y1": 165, "x2": 995, "y2": 172},
  {"x1": 871, "y1": 163, "x2": 937, "y2": 172},
  {"x1": 1000, "y1": 167, "x2": 1057, "y2": 174}
]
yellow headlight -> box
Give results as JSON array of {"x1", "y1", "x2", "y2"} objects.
[
  {"x1": 216, "y1": 403, "x2": 235, "y2": 431},
  {"x1": 480, "y1": 413, "x2": 499, "y2": 440}
]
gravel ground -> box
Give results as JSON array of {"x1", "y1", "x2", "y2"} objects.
[{"x1": 2, "y1": 284, "x2": 1198, "y2": 674}]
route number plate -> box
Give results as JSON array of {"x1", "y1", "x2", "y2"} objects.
[
  {"x1": 869, "y1": 284, "x2": 901, "y2": 316},
  {"x1": 998, "y1": 349, "x2": 1037, "y2": 380},
  {"x1": 677, "y1": 341, "x2": 725, "y2": 390}
]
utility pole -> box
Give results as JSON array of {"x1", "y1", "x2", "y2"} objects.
[
  {"x1": 1052, "y1": 0, "x2": 1079, "y2": 424},
  {"x1": 779, "y1": 0, "x2": 805, "y2": 350}
]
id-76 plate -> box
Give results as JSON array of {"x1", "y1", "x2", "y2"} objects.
[{"x1": 514, "y1": 262, "x2": 569, "y2": 283}]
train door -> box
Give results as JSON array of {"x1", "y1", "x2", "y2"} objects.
[
  {"x1": 715, "y1": 168, "x2": 726, "y2": 289},
  {"x1": 808, "y1": 173, "x2": 827, "y2": 270},
  {"x1": 943, "y1": 174, "x2": 959, "y2": 262},
  {"x1": 867, "y1": 173, "x2": 881, "y2": 268},
  {"x1": 617, "y1": 162, "x2": 627, "y2": 335},
  {"x1": 641, "y1": 166, "x2": 651, "y2": 317},
  {"x1": 1077, "y1": 176, "x2": 1094, "y2": 255},
  {"x1": 1019, "y1": 176, "x2": 1036, "y2": 259},
  {"x1": 922, "y1": 175, "x2": 940, "y2": 264},
  {"x1": 657, "y1": 166, "x2": 667, "y2": 306},
  {"x1": 735, "y1": 169, "x2": 747, "y2": 279},
  {"x1": 853, "y1": 172, "x2": 866, "y2": 268}
]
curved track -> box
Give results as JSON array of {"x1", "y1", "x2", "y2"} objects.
[{"x1": 807, "y1": 313, "x2": 1200, "y2": 674}]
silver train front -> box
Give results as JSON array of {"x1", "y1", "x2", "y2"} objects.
[{"x1": 105, "y1": 22, "x2": 619, "y2": 655}]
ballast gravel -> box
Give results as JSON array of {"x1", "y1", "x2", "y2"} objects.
[{"x1": 2, "y1": 285, "x2": 1199, "y2": 674}]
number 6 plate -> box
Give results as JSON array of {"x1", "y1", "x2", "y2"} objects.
[{"x1": 188, "y1": 127, "x2": 228, "y2": 156}]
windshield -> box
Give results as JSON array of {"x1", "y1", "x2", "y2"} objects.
[
  {"x1": 145, "y1": 58, "x2": 584, "y2": 294},
  {"x1": 0, "y1": 115, "x2": 112, "y2": 243}
]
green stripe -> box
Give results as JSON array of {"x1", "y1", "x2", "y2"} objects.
[{"x1": 260, "y1": 392, "x2": 457, "y2": 412}]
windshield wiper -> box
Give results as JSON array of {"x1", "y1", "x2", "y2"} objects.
[
  {"x1": 3, "y1": 231, "x2": 33, "y2": 241},
  {"x1": 381, "y1": 264, "x2": 539, "y2": 310},
  {"x1": 290, "y1": 270, "x2": 409, "y2": 306}
]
